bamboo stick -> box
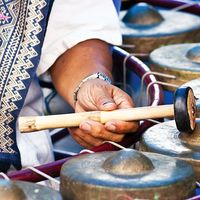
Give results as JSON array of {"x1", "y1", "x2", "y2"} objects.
[{"x1": 19, "y1": 105, "x2": 174, "y2": 133}]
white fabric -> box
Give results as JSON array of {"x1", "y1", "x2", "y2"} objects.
[
  {"x1": 37, "y1": 0, "x2": 122, "y2": 75},
  {"x1": 17, "y1": 77, "x2": 54, "y2": 167},
  {"x1": 18, "y1": 0, "x2": 122, "y2": 168}
]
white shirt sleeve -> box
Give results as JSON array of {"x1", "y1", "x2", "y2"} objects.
[{"x1": 37, "y1": 0, "x2": 122, "y2": 76}]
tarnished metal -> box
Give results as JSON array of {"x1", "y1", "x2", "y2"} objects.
[
  {"x1": 0, "y1": 181, "x2": 26, "y2": 200},
  {"x1": 60, "y1": 149, "x2": 195, "y2": 200},
  {"x1": 120, "y1": 3, "x2": 200, "y2": 54},
  {"x1": 150, "y1": 43, "x2": 200, "y2": 91},
  {"x1": 140, "y1": 78, "x2": 200, "y2": 181},
  {"x1": 186, "y1": 45, "x2": 200, "y2": 63},
  {"x1": 0, "y1": 180, "x2": 62, "y2": 200},
  {"x1": 140, "y1": 120, "x2": 200, "y2": 181},
  {"x1": 122, "y1": 2, "x2": 164, "y2": 26}
]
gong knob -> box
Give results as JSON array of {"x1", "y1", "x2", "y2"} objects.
[
  {"x1": 102, "y1": 149, "x2": 154, "y2": 175},
  {"x1": 186, "y1": 45, "x2": 200, "y2": 63},
  {"x1": 122, "y1": 3, "x2": 164, "y2": 26}
]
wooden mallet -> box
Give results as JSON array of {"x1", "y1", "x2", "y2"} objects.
[{"x1": 19, "y1": 86, "x2": 196, "y2": 133}]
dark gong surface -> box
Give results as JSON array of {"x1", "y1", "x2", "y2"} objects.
[
  {"x1": 150, "y1": 43, "x2": 200, "y2": 89},
  {"x1": 60, "y1": 149, "x2": 195, "y2": 200},
  {"x1": 0, "y1": 180, "x2": 62, "y2": 200},
  {"x1": 120, "y1": 4, "x2": 200, "y2": 54}
]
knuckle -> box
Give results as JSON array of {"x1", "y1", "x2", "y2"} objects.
[
  {"x1": 91, "y1": 126, "x2": 103, "y2": 137},
  {"x1": 115, "y1": 124, "x2": 126, "y2": 133}
]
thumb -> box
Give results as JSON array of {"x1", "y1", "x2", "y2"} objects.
[{"x1": 96, "y1": 95, "x2": 117, "y2": 111}]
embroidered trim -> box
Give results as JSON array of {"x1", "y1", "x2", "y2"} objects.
[{"x1": 0, "y1": 0, "x2": 51, "y2": 169}]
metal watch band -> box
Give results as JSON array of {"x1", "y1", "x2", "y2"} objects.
[{"x1": 73, "y1": 72, "x2": 112, "y2": 104}]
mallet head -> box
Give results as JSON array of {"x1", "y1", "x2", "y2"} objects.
[{"x1": 174, "y1": 86, "x2": 196, "y2": 133}]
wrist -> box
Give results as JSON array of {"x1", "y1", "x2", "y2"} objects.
[{"x1": 73, "y1": 72, "x2": 112, "y2": 105}]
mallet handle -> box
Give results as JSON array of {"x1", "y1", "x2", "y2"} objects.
[{"x1": 19, "y1": 104, "x2": 174, "y2": 133}]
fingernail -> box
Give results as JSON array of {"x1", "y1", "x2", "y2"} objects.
[
  {"x1": 103, "y1": 101, "x2": 114, "y2": 106},
  {"x1": 106, "y1": 123, "x2": 116, "y2": 131},
  {"x1": 102, "y1": 101, "x2": 115, "y2": 109},
  {"x1": 81, "y1": 123, "x2": 91, "y2": 132}
]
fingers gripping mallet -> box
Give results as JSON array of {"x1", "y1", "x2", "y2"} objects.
[{"x1": 19, "y1": 86, "x2": 196, "y2": 133}]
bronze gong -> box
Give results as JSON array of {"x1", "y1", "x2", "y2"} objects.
[
  {"x1": 149, "y1": 43, "x2": 200, "y2": 91},
  {"x1": 140, "y1": 78, "x2": 200, "y2": 180},
  {"x1": 140, "y1": 120, "x2": 200, "y2": 181},
  {"x1": 120, "y1": 3, "x2": 200, "y2": 55},
  {"x1": 0, "y1": 179, "x2": 62, "y2": 200},
  {"x1": 60, "y1": 149, "x2": 195, "y2": 200}
]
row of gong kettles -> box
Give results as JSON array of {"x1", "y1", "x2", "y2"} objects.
[
  {"x1": 59, "y1": 2, "x2": 200, "y2": 200},
  {"x1": 118, "y1": 1, "x2": 200, "y2": 200},
  {"x1": 59, "y1": 1, "x2": 200, "y2": 199},
  {"x1": 0, "y1": 1, "x2": 200, "y2": 200}
]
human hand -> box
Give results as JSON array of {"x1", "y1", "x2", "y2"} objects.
[{"x1": 68, "y1": 78, "x2": 139, "y2": 149}]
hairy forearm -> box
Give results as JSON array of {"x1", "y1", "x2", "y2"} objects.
[{"x1": 49, "y1": 39, "x2": 113, "y2": 108}]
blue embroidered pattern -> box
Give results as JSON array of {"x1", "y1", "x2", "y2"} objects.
[{"x1": 0, "y1": 0, "x2": 51, "y2": 171}]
